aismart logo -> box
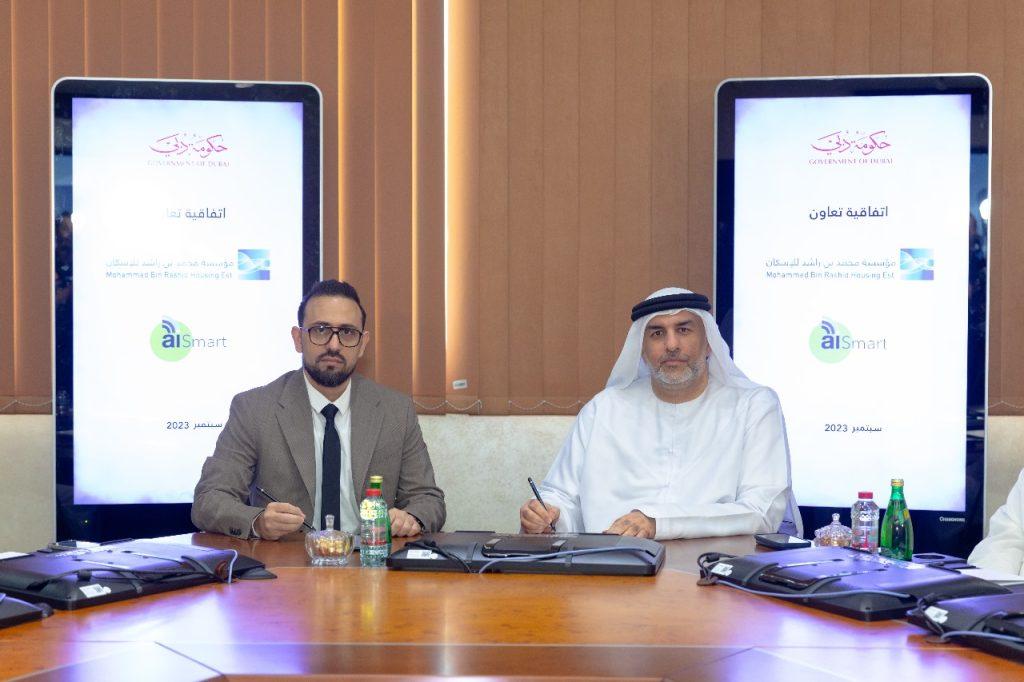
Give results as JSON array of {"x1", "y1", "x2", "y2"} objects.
[
  {"x1": 808, "y1": 318, "x2": 887, "y2": 364},
  {"x1": 150, "y1": 317, "x2": 228, "y2": 361}
]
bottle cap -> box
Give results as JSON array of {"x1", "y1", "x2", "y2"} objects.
[
  {"x1": 858, "y1": 491, "x2": 873, "y2": 499},
  {"x1": 891, "y1": 478, "x2": 904, "y2": 486},
  {"x1": 369, "y1": 475, "x2": 383, "y2": 484}
]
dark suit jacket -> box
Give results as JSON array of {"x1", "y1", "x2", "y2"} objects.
[{"x1": 192, "y1": 370, "x2": 445, "y2": 538}]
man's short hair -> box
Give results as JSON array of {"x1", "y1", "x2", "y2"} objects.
[{"x1": 297, "y1": 279, "x2": 367, "y2": 329}]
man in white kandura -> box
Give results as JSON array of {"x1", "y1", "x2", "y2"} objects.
[
  {"x1": 968, "y1": 468, "x2": 1024, "y2": 576},
  {"x1": 519, "y1": 287, "x2": 801, "y2": 540}
]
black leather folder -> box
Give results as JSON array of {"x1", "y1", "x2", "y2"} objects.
[
  {"x1": 908, "y1": 589, "x2": 1024, "y2": 662},
  {"x1": 704, "y1": 546, "x2": 1008, "y2": 621},
  {"x1": 388, "y1": 531, "x2": 665, "y2": 576},
  {"x1": 0, "y1": 539, "x2": 269, "y2": 610}
]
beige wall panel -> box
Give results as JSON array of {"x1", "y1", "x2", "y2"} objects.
[
  {"x1": 986, "y1": 417, "x2": 1024, "y2": 530},
  {"x1": 121, "y1": 0, "x2": 157, "y2": 77},
  {"x1": 651, "y1": 0, "x2": 687, "y2": 292},
  {"x1": 868, "y1": 0, "x2": 900, "y2": 73},
  {"x1": 157, "y1": 0, "x2": 194, "y2": 78},
  {"x1": 800, "y1": 0, "x2": 836, "y2": 76},
  {"x1": 304, "y1": 0, "x2": 341, "y2": 286},
  {"x1": 0, "y1": 416, "x2": 54, "y2": 551},
  {"x1": 506, "y1": 0, "x2": 544, "y2": 407},
  {"x1": 724, "y1": 0, "x2": 761, "y2": 77},
  {"x1": 229, "y1": 0, "x2": 266, "y2": 81},
  {"x1": 194, "y1": 0, "x2": 230, "y2": 78},
  {"x1": 337, "y1": 0, "x2": 375, "y2": 363},
  {"x1": 50, "y1": 0, "x2": 86, "y2": 81},
  {"x1": 932, "y1": 0, "x2": 968, "y2": 72},
  {"x1": 84, "y1": 0, "x2": 122, "y2": 76},
  {"x1": 577, "y1": 0, "x2": 617, "y2": 399},
  {"x1": 999, "y1": 1, "x2": 1024, "y2": 409},
  {"x1": 613, "y1": 0, "x2": 653, "y2": 321},
  {"x1": 423, "y1": 414, "x2": 574, "y2": 533},
  {"x1": 685, "y1": 0, "x2": 723, "y2": 297},
  {"x1": 900, "y1": 0, "x2": 934, "y2": 72},
  {"x1": 473, "y1": 0, "x2": 507, "y2": 413},
  {"x1": 540, "y1": 0, "x2": 579, "y2": 407},
  {"x1": 1000, "y1": 2, "x2": 1024, "y2": 410},
  {"x1": 266, "y1": 0, "x2": 302, "y2": 81},
  {"x1": 0, "y1": 1, "x2": 14, "y2": 402},
  {"x1": 446, "y1": 0, "x2": 482, "y2": 410},
  {"x1": 833, "y1": 0, "x2": 870, "y2": 74},
  {"x1": 305, "y1": 0, "x2": 341, "y2": 290},
  {"x1": 413, "y1": 0, "x2": 446, "y2": 406},
  {"x1": 373, "y1": 0, "x2": 414, "y2": 396},
  {"x1": 763, "y1": 0, "x2": 835, "y2": 77},
  {"x1": 12, "y1": 0, "x2": 52, "y2": 404}
]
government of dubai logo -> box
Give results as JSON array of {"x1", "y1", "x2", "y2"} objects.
[
  {"x1": 900, "y1": 248, "x2": 934, "y2": 280},
  {"x1": 809, "y1": 318, "x2": 852, "y2": 363},
  {"x1": 238, "y1": 249, "x2": 270, "y2": 280},
  {"x1": 151, "y1": 317, "x2": 193, "y2": 362},
  {"x1": 149, "y1": 133, "x2": 228, "y2": 158}
]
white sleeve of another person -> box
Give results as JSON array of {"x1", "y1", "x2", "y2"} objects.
[{"x1": 968, "y1": 468, "x2": 1024, "y2": 576}]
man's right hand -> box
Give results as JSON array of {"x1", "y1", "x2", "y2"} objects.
[
  {"x1": 254, "y1": 502, "x2": 306, "y2": 540},
  {"x1": 519, "y1": 499, "x2": 560, "y2": 534}
]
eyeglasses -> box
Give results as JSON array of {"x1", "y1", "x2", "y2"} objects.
[{"x1": 303, "y1": 324, "x2": 364, "y2": 347}]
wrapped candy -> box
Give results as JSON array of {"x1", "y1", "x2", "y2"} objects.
[
  {"x1": 305, "y1": 514, "x2": 355, "y2": 566},
  {"x1": 814, "y1": 512, "x2": 853, "y2": 547}
]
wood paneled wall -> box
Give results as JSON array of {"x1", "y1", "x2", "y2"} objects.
[
  {"x1": 2, "y1": 0, "x2": 1023, "y2": 416},
  {"x1": 0, "y1": 0, "x2": 446, "y2": 414},
  {"x1": 446, "y1": 0, "x2": 1024, "y2": 415}
]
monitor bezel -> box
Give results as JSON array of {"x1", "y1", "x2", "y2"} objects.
[
  {"x1": 714, "y1": 74, "x2": 990, "y2": 557},
  {"x1": 52, "y1": 77, "x2": 322, "y2": 541}
]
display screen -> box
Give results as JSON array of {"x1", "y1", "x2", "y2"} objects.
[
  {"x1": 715, "y1": 76, "x2": 989, "y2": 555},
  {"x1": 53, "y1": 79, "x2": 321, "y2": 536}
]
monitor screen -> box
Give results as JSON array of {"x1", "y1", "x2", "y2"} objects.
[
  {"x1": 715, "y1": 75, "x2": 989, "y2": 556},
  {"x1": 53, "y1": 78, "x2": 321, "y2": 539}
]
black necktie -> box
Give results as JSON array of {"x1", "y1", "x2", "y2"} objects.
[{"x1": 320, "y1": 403, "x2": 341, "y2": 530}]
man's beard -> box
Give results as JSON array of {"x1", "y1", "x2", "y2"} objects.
[
  {"x1": 305, "y1": 352, "x2": 356, "y2": 387},
  {"x1": 651, "y1": 354, "x2": 707, "y2": 389}
]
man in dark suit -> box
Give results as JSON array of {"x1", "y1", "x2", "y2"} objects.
[{"x1": 192, "y1": 280, "x2": 445, "y2": 540}]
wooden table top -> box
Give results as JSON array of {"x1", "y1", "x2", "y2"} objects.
[{"x1": 1, "y1": 532, "x2": 1020, "y2": 681}]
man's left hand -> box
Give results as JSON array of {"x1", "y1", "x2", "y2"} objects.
[
  {"x1": 604, "y1": 510, "x2": 656, "y2": 538},
  {"x1": 389, "y1": 508, "x2": 422, "y2": 537}
]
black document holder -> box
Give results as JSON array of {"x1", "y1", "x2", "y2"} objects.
[
  {"x1": 707, "y1": 546, "x2": 1008, "y2": 621},
  {"x1": 0, "y1": 592, "x2": 50, "y2": 628},
  {"x1": 908, "y1": 589, "x2": 1024, "y2": 663},
  {"x1": 0, "y1": 540, "x2": 268, "y2": 610},
  {"x1": 389, "y1": 531, "x2": 664, "y2": 576}
]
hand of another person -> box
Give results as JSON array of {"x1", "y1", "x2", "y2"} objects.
[
  {"x1": 604, "y1": 510, "x2": 656, "y2": 538},
  {"x1": 389, "y1": 508, "x2": 422, "y2": 537},
  {"x1": 255, "y1": 502, "x2": 306, "y2": 540},
  {"x1": 519, "y1": 499, "x2": 560, "y2": 534}
]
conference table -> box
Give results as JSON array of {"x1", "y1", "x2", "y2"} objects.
[{"x1": 1, "y1": 533, "x2": 1020, "y2": 680}]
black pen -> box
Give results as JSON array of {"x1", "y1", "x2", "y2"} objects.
[
  {"x1": 528, "y1": 477, "x2": 558, "y2": 533},
  {"x1": 255, "y1": 486, "x2": 316, "y2": 532}
]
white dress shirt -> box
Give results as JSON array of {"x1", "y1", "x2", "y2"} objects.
[{"x1": 303, "y1": 374, "x2": 360, "y2": 533}]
